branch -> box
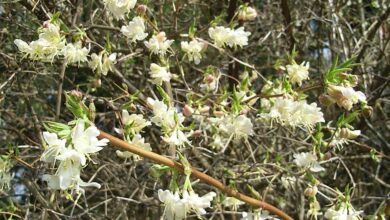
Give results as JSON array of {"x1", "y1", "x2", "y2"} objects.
[
  {"x1": 98, "y1": 131, "x2": 294, "y2": 220},
  {"x1": 280, "y1": 0, "x2": 295, "y2": 52}
]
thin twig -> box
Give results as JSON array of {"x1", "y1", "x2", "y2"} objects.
[{"x1": 56, "y1": 62, "x2": 67, "y2": 121}]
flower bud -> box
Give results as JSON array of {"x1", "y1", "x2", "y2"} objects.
[
  {"x1": 240, "y1": 109, "x2": 249, "y2": 115},
  {"x1": 339, "y1": 128, "x2": 361, "y2": 139},
  {"x1": 43, "y1": 20, "x2": 50, "y2": 28},
  {"x1": 192, "y1": 130, "x2": 202, "y2": 137},
  {"x1": 199, "y1": 106, "x2": 210, "y2": 115},
  {"x1": 238, "y1": 6, "x2": 257, "y2": 21},
  {"x1": 304, "y1": 185, "x2": 318, "y2": 197},
  {"x1": 136, "y1": 4, "x2": 148, "y2": 14},
  {"x1": 129, "y1": 103, "x2": 137, "y2": 112},
  {"x1": 213, "y1": 110, "x2": 225, "y2": 117},
  {"x1": 183, "y1": 105, "x2": 194, "y2": 117},
  {"x1": 362, "y1": 105, "x2": 373, "y2": 118},
  {"x1": 70, "y1": 90, "x2": 83, "y2": 98},
  {"x1": 337, "y1": 72, "x2": 348, "y2": 80},
  {"x1": 205, "y1": 74, "x2": 214, "y2": 84}
]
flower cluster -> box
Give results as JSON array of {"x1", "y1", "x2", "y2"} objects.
[
  {"x1": 14, "y1": 21, "x2": 65, "y2": 61},
  {"x1": 324, "y1": 202, "x2": 363, "y2": 220},
  {"x1": 121, "y1": 16, "x2": 148, "y2": 42},
  {"x1": 144, "y1": 32, "x2": 174, "y2": 56},
  {"x1": 326, "y1": 84, "x2": 366, "y2": 111},
  {"x1": 284, "y1": 61, "x2": 310, "y2": 86},
  {"x1": 89, "y1": 51, "x2": 117, "y2": 76},
  {"x1": 208, "y1": 26, "x2": 251, "y2": 48},
  {"x1": 41, "y1": 120, "x2": 109, "y2": 193},
  {"x1": 293, "y1": 152, "x2": 325, "y2": 173},
  {"x1": 181, "y1": 39, "x2": 206, "y2": 65},
  {"x1": 103, "y1": 0, "x2": 137, "y2": 20},
  {"x1": 260, "y1": 97, "x2": 325, "y2": 129},
  {"x1": 149, "y1": 63, "x2": 172, "y2": 85},
  {"x1": 158, "y1": 189, "x2": 216, "y2": 220},
  {"x1": 115, "y1": 110, "x2": 151, "y2": 160},
  {"x1": 147, "y1": 98, "x2": 189, "y2": 147}
]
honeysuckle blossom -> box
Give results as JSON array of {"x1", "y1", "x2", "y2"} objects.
[
  {"x1": 158, "y1": 189, "x2": 216, "y2": 220},
  {"x1": 89, "y1": 52, "x2": 117, "y2": 75},
  {"x1": 103, "y1": 0, "x2": 137, "y2": 20},
  {"x1": 222, "y1": 197, "x2": 245, "y2": 211},
  {"x1": 162, "y1": 129, "x2": 189, "y2": 147},
  {"x1": 0, "y1": 156, "x2": 13, "y2": 190},
  {"x1": 14, "y1": 22, "x2": 64, "y2": 61},
  {"x1": 293, "y1": 152, "x2": 325, "y2": 172},
  {"x1": 116, "y1": 134, "x2": 151, "y2": 160},
  {"x1": 121, "y1": 16, "x2": 148, "y2": 42},
  {"x1": 208, "y1": 26, "x2": 251, "y2": 48},
  {"x1": 120, "y1": 110, "x2": 151, "y2": 134},
  {"x1": 71, "y1": 120, "x2": 109, "y2": 157},
  {"x1": 284, "y1": 61, "x2": 310, "y2": 86},
  {"x1": 61, "y1": 42, "x2": 89, "y2": 65},
  {"x1": 260, "y1": 98, "x2": 324, "y2": 128},
  {"x1": 41, "y1": 132, "x2": 66, "y2": 163},
  {"x1": 41, "y1": 121, "x2": 108, "y2": 193},
  {"x1": 42, "y1": 148, "x2": 101, "y2": 192},
  {"x1": 144, "y1": 32, "x2": 174, "y2": 55},
  {"x1": 147, "y1": 98, "x2": 184, "y2": 130},
  {"x1": 238, "y1": 6, "x2": 258, "y2": 21},
  {"x1": 324, "y1": 203, "x2": 363, "y2": 220},
  {"x1": 327, "y1": 85, "x2": 366, "y2": 110},
  {"x1": 219, "y1": 115, "x2": 254, "y2": 139},
  {"x1": 149, "y1": 63, "x2": 172, "y2": 85},
  {"x1": 181, "y1": 39, "x2": 205, "y2": 64}
]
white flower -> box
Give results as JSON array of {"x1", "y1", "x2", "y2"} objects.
[
  {"x1": 61, "y1": 42, "x2": 89, "y2": 65},
  {"x1": 293, "y1": 152, "x2": 325, "y2": 172},
  {"x1": 324, "y1": 203, "x2": 363, "y2": 220},
  {"x1": 208, "y1": 26, "x2": 231, "y2": 47},
  {"x1": 14, "y1": 39, "x2": 33, "y2": 54},
  {"x1": 181, "y1": 39, "x2": 205, "y2": 64},
  {"x1": 103, "y1": 0, "x2": 137, "y2": 20},
  {"x1": 144, "y1": 32, "x2": 174, "y2": 55},
  {"x1": 89, "y1": 52, "x2": 117, "y2": 75},
  {"x1": 116, "y1": 134, "x2": 151, "y2": 160},
  {"x1": 147, "y1": 98, "x2": 184, "y2": 130},
  {"x1": 228, "y1": 27, "x2": 251, "y2": 47},
  {"x1": 14, "y1": 22, "x2": 64, "y2": 61},
  {"x1": 328, "y1": 85, "x2": 366, "y2": 110},
  {"x1": 121, "y1": 110, "x2": 151, "y2": 134},
  {"x1": 285, "y1": 61, "x2": 310, "y2": 86},
  {"x1": 214, "y1": 114, "x2": 254, "y2": 140},
  {"x1": 149, "y1": 63, "x2": 172, "y2": 85},
  {"x1": 41, "y1": 132, "x2": 66, "y2": 163},
  {"x1": 208, "y1": 26, "x2": 251, "y2": 48},
  {"x1": 231, "y1": 115, "x2": 254, "y2": 138},
  {"x1": 222, "y1": 197, "x2": 245, "y2": 210},
  {"x1": 158, "y1": 190, "x2": 186, "y2": 220},
  {"x1": 281, "y1": 176, "x2": 297, "y2": 189},
  {"x1": 43, "y1": 148, "x2": 100, "y2": 192},
  {"x1": 238, "y1": 6, "x2": 258, "y2": 21},
  {"x1": 158, "y1": 189, "x2": 216, "y2": 220},
  {"x1": 181, "y1": 190, "x2": 216, "y2": 217},
  {"x1": 71, "y1": 120, "x2": 109, "y2": 159},
  {"x1": 163, "y1": 129, "x2": 189, "y2": 147},
  {"x1": 260, "y1": 98, "x2": 324, "y2": 129},
  {"x1": 121, "y1": 16, "x2": 148, "y2": 42}
]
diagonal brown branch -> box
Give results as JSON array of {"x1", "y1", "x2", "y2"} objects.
[{"x1": 98, "y1": 131, "x2": 294, "y2": 220}]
